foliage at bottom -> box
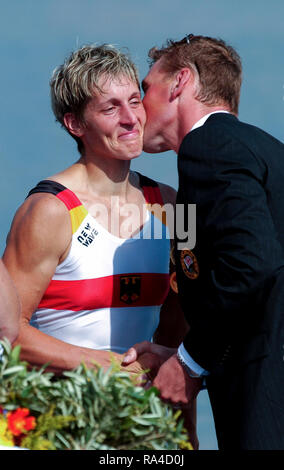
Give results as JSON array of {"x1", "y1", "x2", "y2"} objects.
[{"x1": 0, "y1": 339, "x2": 192, "y2": 450}]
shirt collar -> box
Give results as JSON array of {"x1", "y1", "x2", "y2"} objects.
[{"x1": 190, "y1": 110, "x2": 230, "y2": 132}]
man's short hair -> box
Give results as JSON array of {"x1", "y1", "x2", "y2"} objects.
[
  {"x1": 148, "y1": 35, "x2": 242, "y2": 115},
  {"x1": 50, "y1": 44, "x2": 140, "y2": 153}
]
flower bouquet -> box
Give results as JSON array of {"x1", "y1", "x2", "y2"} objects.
[{"x1": 0, "y1": 339, "x2": 192, "y2": 450}]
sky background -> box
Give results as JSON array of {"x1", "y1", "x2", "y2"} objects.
[{"x1": 1, "y1": 0, "x2": 284, "y2": 450}]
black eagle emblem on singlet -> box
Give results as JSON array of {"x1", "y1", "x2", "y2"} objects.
[{"x1": 120, "y1": 275, "x2": 141, "y2": 304}]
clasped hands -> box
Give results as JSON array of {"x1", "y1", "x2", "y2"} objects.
[{"x1": 122, "y1": 341, "x2": 203, "y2": 408}]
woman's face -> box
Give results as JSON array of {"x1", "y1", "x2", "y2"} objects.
[{"x1": 78, "y1": 75, "x2": 146, "y2": 161}]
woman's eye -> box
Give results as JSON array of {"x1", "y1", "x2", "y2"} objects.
[
  {"x1": 103, "y1": 107, "x2": 115, "y2": 113},
  {"x1": 130, "y1": 100, "x2": 141, "y2": 106}
]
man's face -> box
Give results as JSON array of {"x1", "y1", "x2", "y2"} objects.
[
  {"x1": 142, "y1": 59, "x2": 175, "y2": 153},
  {"x1": 79, "y1": 75, "x2": 146, "y2": 161}
]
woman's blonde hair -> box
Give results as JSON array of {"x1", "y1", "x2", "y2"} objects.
[{"x1": 50, "y1": 44, "x2": 140, "y2": 153}]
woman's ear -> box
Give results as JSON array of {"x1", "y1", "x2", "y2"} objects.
[
  {"x1": 170, "y1": 68, "x2": 192, "y2": 101},
  {"x1": 63, "y1": 113, "x2": 85, "y2": 137},
  {"x1": 170, "y1": 271, "x2": 178, "y2": 294}
]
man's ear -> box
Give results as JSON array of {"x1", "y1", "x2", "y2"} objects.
[
  {"x1": 63, "y1": 113, "x2": 85, "y2": 137},
  {"x1": 170, "y1": 68, "x2": 192, "y2": 101}
]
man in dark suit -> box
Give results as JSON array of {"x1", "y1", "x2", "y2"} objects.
[{"x1": 123, "y1": 34, "x2": 284, "y2": 449}]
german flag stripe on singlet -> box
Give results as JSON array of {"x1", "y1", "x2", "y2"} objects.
[
  {"x1": 28, "y1": 180, "x2": 88, "y2": 234},
  {"x1": 136, "y1": 173, "x2": 167, "y2": 226},
  {"x1": 37, "y1": 273, "x2": 169, "y2": 311},
  {"x1": 137, "y1": 173, "x2": 164, "y2": 206}
]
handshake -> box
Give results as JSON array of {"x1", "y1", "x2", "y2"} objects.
[
  {"x1": 122, "y1": 341, "x2": 176, "y2": 383},
  {"x1": 122, "y1": 341, "x2": 202, "y2": 450},
  {"x1": 122, "y1": 341, "x2": 203, "y2": 406}
]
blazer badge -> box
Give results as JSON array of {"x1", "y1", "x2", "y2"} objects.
[{"x1": 180, "y1": 249, "x2": 199, "y2": 280}]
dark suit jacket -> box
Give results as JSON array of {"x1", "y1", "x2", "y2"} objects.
[{"x1": 175, "y1": 113, "x2": 284, "y2": 449}]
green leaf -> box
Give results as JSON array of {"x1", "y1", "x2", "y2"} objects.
[
  {"x1": 131, "y1": 416, "x2": 154, "y2": 426},
  {"x1": 131, "y1": 427, "x2": 152, "y2": 437},
  {"x1": 63, "y1": 371, "x2": 87, "y2": 385},
  {"x1": 10, "y1": 344, "x2": 21, "y2": 362},
  {"x1": 2, "y1": 365, "x2": 26, "y2": 376}
]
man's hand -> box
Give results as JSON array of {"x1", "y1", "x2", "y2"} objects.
[
  {"x1": 149, "y1": 354, "x2": 203, "y2": 406},
  {"x1": 122, "y1": 341, "x2": 177, "y2": 382},
  {"x1": 122, "y1": 341, "x2": 176, "y2": 381},
  {"x1": 123, "y1": 344, "x2": 202, "y2": 405}
]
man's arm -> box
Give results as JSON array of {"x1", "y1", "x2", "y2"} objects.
[
  {"x1": 0, "y1": 259, "x2": 21, "y2": 342},
  {"x1": 3, "y1": 193, "x2": 147, "y2": 374},
  {"x1": 153, "y1": 263, "x2": 190, "y2": 348}
]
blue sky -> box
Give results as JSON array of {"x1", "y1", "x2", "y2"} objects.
[{"x1": 1, "y1": 0, "x2": 284, "y2": 449}]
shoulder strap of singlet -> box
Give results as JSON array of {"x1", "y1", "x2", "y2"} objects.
[
  {"x1": 27, "y1": 180, "x2": 83, "y2": 211},
  {"x1": 136, "y1": 172, "x2": 164, "y2": 206},
  {"x1": 27, "y1": 180, "x2": 67, "y2": 198},
  {"x1": 28, "y1": 175, "x2": 164, "y2": 208}
]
